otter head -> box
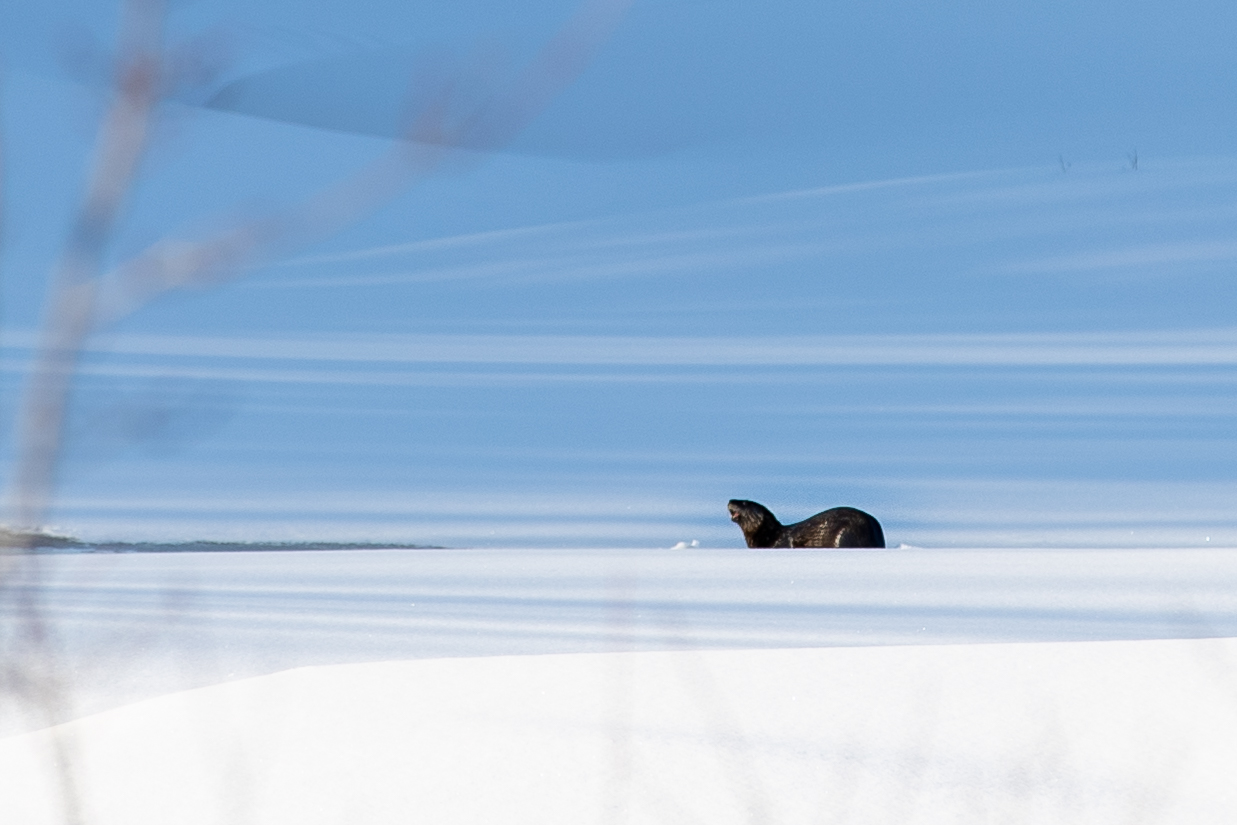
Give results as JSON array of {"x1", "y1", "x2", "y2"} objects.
[{"x1": 727, "y1": 499, "x2": 783, "y2": 548}]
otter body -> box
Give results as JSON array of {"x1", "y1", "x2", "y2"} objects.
[{"x1": 728, "y1": 499, "x2": 885, "y2": 549}]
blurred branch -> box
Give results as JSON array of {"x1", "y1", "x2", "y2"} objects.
[
  {"x1": 5, "y1": 0, "x2": 633, "y2": 537},
  {"x1": 97, "y1": 0, "x2": 636, "y2": 320},
  {"x1": 7, "y1": 0, "x2": 167, "y2": 535},
  {"x1": 2, "y1": 1, "x2": 631, "y2": 822},
  {"x1": 1, "y1": 3, "x2": 169, "y2": 822},
  {"x1": 1, "y1": 66, "x2": 6, "y2": 257}
]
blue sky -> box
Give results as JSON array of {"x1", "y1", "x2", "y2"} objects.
[{"x1": 2, "y1": 0, "x2": 1236, "y2": 545}]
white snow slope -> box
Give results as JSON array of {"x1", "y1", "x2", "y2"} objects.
[
  {"x1": 3, "y1": 547, "x2": 1237, "y2": 823},
  {"x1": 3, "y1": 639, "x2": 1236, "y2": 824}
]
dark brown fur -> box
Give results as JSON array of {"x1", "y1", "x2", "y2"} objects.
[{"x1": 728, "y1": 499, "x2": 885, "y2": 548}]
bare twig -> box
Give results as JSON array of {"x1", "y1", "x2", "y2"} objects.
[
  {"x1": 1, "y1": 5, "x2": 168, "y2": 821},
  {"x1": 6, "y1": 0, "x2": 633, "y2": 538},
  {"x1": 7, "y1": 0, "x2": 167, "y2": 535},
  {"x1": 1, "y1": 65, "x2": 6, "y2": 255},
  {"x1": 1, "y1": 3, "x2": 632, "y2": 823}
]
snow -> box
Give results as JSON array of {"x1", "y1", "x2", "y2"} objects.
[
  {"x1": 7, "y1": 545, "x2": 1237, "y2": 733},
  {"x1": 3, "y1": 638, "x2": 1236, "y2": 824},
  {"x1": 3, "y1": 547, "x2": 1237, "y2": 822}
]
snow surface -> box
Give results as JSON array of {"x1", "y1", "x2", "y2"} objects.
[
  {"x1": 3, "y1": 637, "x2": 1236, "y2": 824},
  {"x1": 3, "y1": 547, "x2": 1237, "y2": 822},
  {"x1": 6, "y1": 546, "x2": 1237, "y2": 734}
]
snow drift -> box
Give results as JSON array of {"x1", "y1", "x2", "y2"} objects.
[{"x1": 3, "y1": 637, "x2": 1235, "y2": 824}]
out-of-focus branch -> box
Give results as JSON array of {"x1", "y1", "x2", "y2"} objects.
[
  {"x1": 2, "y1": 4, "x2": 167, "y2": 813},
  {"x1": 460, "y1": 0, "x2": 635, "y2": 151},
  {"x1": 6, "y1": 0, "x2": 633, "y2": 537},
  {"x1": 95, "y1": 0, "x2": 636, "y2": 323},
  {"x1": 2, "y1": 3, "x2": 632, "y2": 821},
  {"x1": 1, "y1": 66, "x2": 6, "y2": 256},
  {"x1": 7, "y1": 0, "x2": 167, "y2": 537}
]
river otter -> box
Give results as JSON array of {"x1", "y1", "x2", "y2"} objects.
[{"x1": 728, "y1": 499, "x2": 885, "y2": 548}]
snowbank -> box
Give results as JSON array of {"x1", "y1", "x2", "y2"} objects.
[{"x1": 3, "y1": 637, "x2": 1235, "y2": 824}]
